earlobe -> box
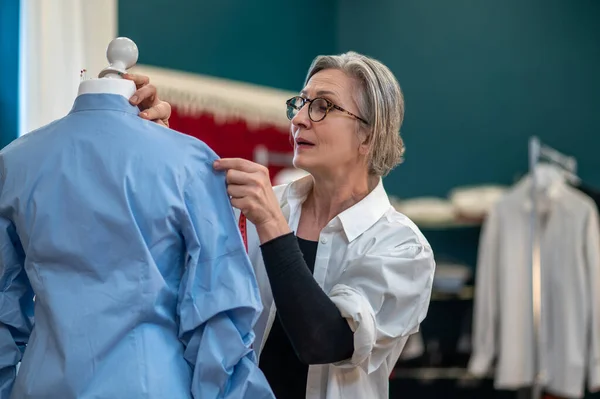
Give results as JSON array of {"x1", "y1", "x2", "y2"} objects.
[
  {"x1": 359, "y1": 143, "x2": 370, "y2": 156},
  {"x1": 358, "y1": 131, "x2": 371, "y2": 155}
]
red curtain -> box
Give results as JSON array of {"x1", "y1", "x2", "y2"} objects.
[{"x1": 169, "y1": 107, "x2": 294, "y2": 182}]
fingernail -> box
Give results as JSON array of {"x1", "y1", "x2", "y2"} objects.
[
  {"x1": 140, "y1": 112, "x2": 148, "y2": 118},
  {"x1": 213, "y1": 160, "x2": 220, "y2": 167},
  {"x1": 130, "y1": 95, "x2": 139, "y2": 103}
]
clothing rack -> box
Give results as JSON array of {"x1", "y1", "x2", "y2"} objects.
[{"x1": 527, "y1": 137, "x2": 578, "y2": 399}]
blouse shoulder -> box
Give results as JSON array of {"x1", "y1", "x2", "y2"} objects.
[{"x1": 376, "y1": 207, "x2": 432, "y2": 251}]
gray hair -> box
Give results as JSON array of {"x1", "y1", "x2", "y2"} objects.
[{"x1": 304, "y1": 51, "x2": 405, "y2": 177}]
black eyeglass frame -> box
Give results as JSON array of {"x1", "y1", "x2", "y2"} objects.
[{"x1": 285, "y1": 96, "x2": 369, "y2": 125}]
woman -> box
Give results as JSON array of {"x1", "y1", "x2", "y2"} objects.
[{"x1": 125, "y1": 51, "x2": 435, "y2": 399}]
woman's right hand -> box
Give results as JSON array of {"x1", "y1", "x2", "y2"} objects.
[
  {"x1": 213, "y1": 158, "x2": 291, "y2": 244},
  {"x1": 123, "y1": 74, "x2": 172, "y2": 127}
]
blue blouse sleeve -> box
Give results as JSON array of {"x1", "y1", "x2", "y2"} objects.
[
  {"x1": 0, "y1": 211, "x2": 34, "y2": 399},
  {"x1": 177, "y1": 160, "x2": 274, "y2": 399}
]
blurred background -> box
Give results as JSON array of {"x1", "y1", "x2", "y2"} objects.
[{"x1": 1, "y1": 1, "x2": 599, "y2": 398}]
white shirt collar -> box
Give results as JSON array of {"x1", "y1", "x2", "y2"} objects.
[
  {"x1": 284, "y1": 175, "x2": 392, "y2": 242},
  {"x1": 512, "y1": 174, "x2": 566, "y2": 211}
]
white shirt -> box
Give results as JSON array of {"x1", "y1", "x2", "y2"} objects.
[
  {"x1": 468, "y1": 176, "x2": 600, "y2": 398},
  {"x1": 241, "y1": 175, "x2": 436, "y2": 399}
]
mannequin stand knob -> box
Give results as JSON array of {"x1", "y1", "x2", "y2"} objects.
[{"x1": 98, "y1": 37, "x2": 139, "y2": 78}]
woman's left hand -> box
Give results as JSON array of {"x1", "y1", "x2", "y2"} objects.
[
  {"x1": 123, "y1": 73, "x2": 172, "y2": 127},
  {"x1": 213, "y1": 158, "x2": 291, "y2": 243}
]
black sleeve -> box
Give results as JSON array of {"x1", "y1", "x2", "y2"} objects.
[{"x1": 260, "y1": 232, "x2": 355, "y2": 365}]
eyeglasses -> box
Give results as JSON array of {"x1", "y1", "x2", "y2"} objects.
[{"x1": 285, "y1": 96, "x2": 369, "y2": 124}]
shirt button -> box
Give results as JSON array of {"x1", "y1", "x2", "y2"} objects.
[{"x1": 320, "y1": 237, "x2": 328, "y2": 244}]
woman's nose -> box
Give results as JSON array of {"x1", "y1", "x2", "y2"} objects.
[{"x1": 291, "y1": 103, "x2": 311, "y2": 129}]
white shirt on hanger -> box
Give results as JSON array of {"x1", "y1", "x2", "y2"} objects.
[
  {"x1": 240, "y1": 175, "x2": 435, "y2": 399},
  {"x1": 468, "y1": 176, "x2": 600, "y2": 398}
]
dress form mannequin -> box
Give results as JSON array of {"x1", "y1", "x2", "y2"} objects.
[
  {"x1": 0, "y1": 33, "x2": 274, "y2": 399},
  {"x1": 77, "y1": 37, "x2": 138, "y2": 99}
]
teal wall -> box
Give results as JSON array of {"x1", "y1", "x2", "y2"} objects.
[
  {"x1": 118, "y1": 0, "x2": 337, "y2": 92},
  {"x1": 338, "y1": 0, "x2": 600, "y2": 198},
  {"x1": 0, "y1": 0, "x2": 20, "y2": 148},
  {"x1": 119, "y1": 0, "x2": 600, "y2": 198}
]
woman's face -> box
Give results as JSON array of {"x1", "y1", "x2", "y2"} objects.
[{"x1": 290, "y1": 69, "x2": 369, "y2": 178}]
